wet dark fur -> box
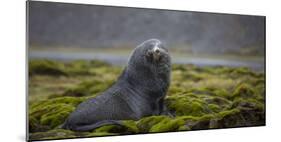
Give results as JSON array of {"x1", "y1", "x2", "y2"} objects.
[{"x1": 62, "y1": 39, "x2": 171, "y2": 131}]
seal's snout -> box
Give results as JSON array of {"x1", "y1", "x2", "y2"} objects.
[
  {"x1": 141, "y1": 39, "x2": 169, "y2": 63},
  {"x1": 154, "y1": 46, "x2": 160, "y2": 53},
  {"x1": 152, "y1": 46, "x2": 162, "y2": 61}
]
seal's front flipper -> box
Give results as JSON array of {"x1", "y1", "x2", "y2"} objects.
[{"x1": 72, "y1": 120, "x2": 123, "y2": 132}]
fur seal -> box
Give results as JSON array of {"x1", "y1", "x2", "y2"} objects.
[{"x1": 62, "y1": 39, "x2": 171, "y2": 132}]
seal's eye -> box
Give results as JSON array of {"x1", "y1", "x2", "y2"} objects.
[
  {"x1": 145, "y1": 50, "x2": 153, "y2": 57},
  {"x1": 145, "y1": 49, "x2": 154, "y2": 62}
]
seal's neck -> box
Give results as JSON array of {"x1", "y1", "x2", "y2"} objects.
[{"x1": 122, "y1": 64, "x2": 170, "y2": 92}]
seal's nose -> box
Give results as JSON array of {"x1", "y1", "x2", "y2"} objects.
[
  {"x1": 155, "y1": 48, "x2": 160, "y2": 53},
  {"x1": 153, "y1": 46, "x2": 161, "y2": 54},
  {"x1": 152, "y1": 46, "x2": 161, "y2": 61}
]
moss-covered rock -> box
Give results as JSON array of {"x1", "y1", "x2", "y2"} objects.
[
  {"x1": 166, "y1": 94, "x2": 208, "y2": 116},
  {"x1": 93, "y1": 125, "x2": 126, "y2": 133},
  {"x1": 167, "y1": 86, "x2": 185, "y2": 95},
  {"x1": 122, "y1": 120, "x2": 139, "y2": 133},
  {"x1": 29, "y1": 60, "x2": 67, "y2": 76},
  {"x1": 86, "y1": 132, "x2": 117, "y2": 137},
  {"x1": 149, "y1": 117, "x2": 186, "y2": 132},
  {"x1": 29, "y1": 129, "x2": 80, "y2": 140},
  {"x1": 29, "y1": 97, "x2": 88, "y2": 132},
  {"x1": 137, "y1": 116, "x2": 169, "y2": 132},
  {"x1": 63, "y1": 80, "x2": 115, "y2": 97},
  {"x1": 232, "y1": 83, "x2": 257, "y2": 100},
  {"x1": 29, "y1": 59, "x2": 114, "y2": 76},
  {"x1": 28, "y1": 60, "x2": 265, "y2": 141},
  {"x1": 208, "y1": 104, "x2": 221, "y2": 113},
  {"x1": 64, "y1": 60, "x2": 112, "y2": 75},
  {"x1": 89, "y1": 120, "x2": 138, "y2": 135}
]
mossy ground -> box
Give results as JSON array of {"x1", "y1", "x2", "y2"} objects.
[{"x1": 28, "y1": 59, "x2": 265, "y2": 141}]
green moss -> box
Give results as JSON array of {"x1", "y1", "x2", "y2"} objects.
[
  {"x1": 166, "y1": 90, "x2": 232, "y2": 117},
  {"x1": 177, "y1": 109, "x2": 247, "y2": 129},
  {"x1": 232, "y1": 98, "x2": 264, "y2": 111},
  {"x1": 149, "y1": 117, "x2": 186, "y2": 132},
  {"x1": 122, "y1": 120, "x2": 139, "y2": 133},
  {"x1": 65, "y1": 60, "x2": 112, "y2": 75},
  {"x1": 184, "y1": 87, "x2": 229, "y2": 98},
  {"x1": 229, "y1": 67, "x2": 264, "y2": 78},
  {"x1": 92, "y1": 120, "x2": 138, "y2": 134},
  {"x1": 86, "y1": 132, "x2": 117, "y2": 137},
  {"x1": 29, "y1": 59, "x2": 67, "y2": 76},
  {"x1": 64, "y1": 60, "x2": 94, "y2": 75},
  {"x1": 216, "y1": 109, "x2": 247, "y2": 127},
  {"x1": 29, "y1": 59, "x2": 114, "y2": 77},
  {"x1": 29, "y1": 116, "x2": 50, "y2": 132},
  {"x1": 182, "y1": 71, "x2": 208, "y2": 82},
  {"x1": 94, "y1": 125, "x2": 124, "y2": 133},
  {"x1": 208, "y1": 104, "x2": 221, "y2": 113},
  {"x1": 204, "y1": 96, "x2": 231, "y2": 108},
  {"x1": 167, "y1": 86, "x2": 185, "y2": 95},
  {"x1": 178, "y1": 114, "x2": 215, "y2": 130},
  {"x1": 208, "y1": 66, "x2": 231, "y2": 74},
  {"x1": 29, "y1": 129, "x2": 80, "y2": 140},
  {"x1": 89, "y1": 60, "x2": 111, "y2": 67},
  {"x1": 255, "y1": 83, "x2": 265, "y2": 100},
  {"x1": 213, "y1": 89, "x2": 230, "y2": 98},
  {"x1": 137, "y1": 116, "x2": 169, "y2": 132},
  {"x1": 30, "y1": 97, "x2": 86, "y2": 111},
  {"x1": 216, "y1": 107, "x2": 264, "y2": 128},
  {"x1": 39, "y1": 104, "x2": 75, "y2": 128},
  {"x1": 137, "y1": 116, "x2": 189, "y2": 133},
  {"x1": 232, "y1": 83, "x2": 256, "y2": 100},
  {"x1": 185, "y1": 87, "x2": 214, "y2": 95},
  {"x1": 63, "y1": 80, "x2": 114, "y2": 97},
  {"x1": 29, "y1": 97, "x2": 87, "y2": 130},
  {"x1": 92, "y1": 66, "x2": 121, "y2": 76},
  {"x1": 166, "y1": 94, "x2": 209, "y2": 116},
  {"x1": 171, "y1": 64, "x2": 189, "y2": 71},
  {"x1": 28, "y1": 60, "x2": 265, "y2": 140},
  {"x1": 177, "y1": 125, "x2": 191, "y2": 131},
  {"x1": 219, "y1": 109, "x2": 240, "y2": 118}
]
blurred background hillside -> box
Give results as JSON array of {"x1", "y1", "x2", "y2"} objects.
[{"x1": 28, "y1": 1, "x2": 265, "y2": 71}]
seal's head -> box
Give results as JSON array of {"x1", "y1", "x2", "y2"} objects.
[
  {"x1": 125, "y1": 39, "x2": 171, "y2": 86},
  {"x1": 128, "y1": 39, "x2": 171, "y2": 70}
]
